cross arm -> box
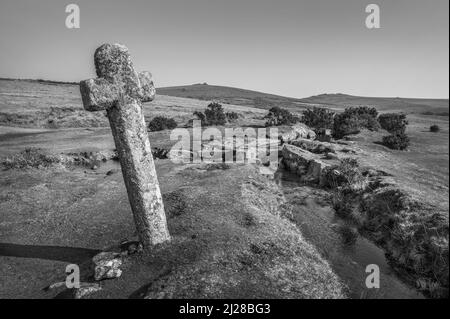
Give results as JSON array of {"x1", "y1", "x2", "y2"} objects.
[
  {"x1": 138, "y1": 71, "x2": 156, "y2": 103},
  {"x1": 80, "y1": 78, "x2": 120, "y2": 112}
]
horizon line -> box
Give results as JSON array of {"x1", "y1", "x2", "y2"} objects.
[{"x1": 1, "y1": 77, "x2": 449, "y2": 101}]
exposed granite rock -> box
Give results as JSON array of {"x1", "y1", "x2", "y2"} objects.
[
  {"x1": 289, "y1": 138, "x2": 336, "y2": 154},
  {"x1": 280, "y1": 123, "x2": 316, "y2": 143},
  {"x1": 80, "y1": 43, "x2": 171, "y2": 248},
  {"x1": 74, "y1": 283, "x2": 102, "y2": 299},
  {"x1": 92, "y1": 252, "x2": 123, "y2": 281},
  {"x1": 281, "y1": 144, "x2": 334, "y2": 184}
]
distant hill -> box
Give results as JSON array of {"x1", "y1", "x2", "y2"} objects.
[
  {"x1": 1, "y1": 79, "x2": 447, "y2": 116},
  {"x1": 157, "y1": 84, "x2": 306, "y2": 111},
  {"x1": 158, "y1": 84, "x2": 449, "y2": 115},
  {"x1": 302, "y1": 93, "x2": 449, "y2": 115}
]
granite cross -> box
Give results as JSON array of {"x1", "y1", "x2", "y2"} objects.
[{"x1": 80, "y1": 43, "x2": 170, "y2": 248}]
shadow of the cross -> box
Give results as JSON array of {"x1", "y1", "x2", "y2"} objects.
[{"x1": 0, "y1": 243, "x2": 101, "y2": 264}]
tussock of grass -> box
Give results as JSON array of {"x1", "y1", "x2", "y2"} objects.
[
  {"x1": 322, "y1": 158, "x2": 368, "y2": 192},
  {"x1": 320, "y1": 156, "x2": 448, "y2": 297},
  {"x1": 1, "y1": 148, "x2": 119, "y2": 170},
  {"x1": 1, "y1": 148, "x2": 61, "y2": 169},
  {"x1": 361, "y1": 187, "x2": 449, "y2": 298}
]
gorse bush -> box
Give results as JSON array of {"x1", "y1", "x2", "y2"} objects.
[
  {"x1": 226, "y1": 111, "x2": 239, "y2": 121},
  {"x1": 345, "y1": 106, "x2": 380, "y2": 131},
  {"x1": 377, "y1": 113, "x2": 410, "y2": 150},
  {"x1": 382, "y1": 131, "x2": 410, "y2": 150},
  {"x1": 333, "y1": 112, "x2": 361, "y2": 139},
  {"x1": 430, "y1": 125, "x2": 440, "y2": 133},
  {"x1": 378, "y1": 113, "x2": 408, "y2": 134},
  {"x1": 148, "y1": 116, "x2": 178, "y2": 132},
  {"x1": 205, "y1": 102, "x2": 227, "y2": 126},
  {"x1": 302, "y1": 107, "x2": 335, "y2": 131},
  {"x1": 325, "y1": 158, "x2": 366, "y2": 226},
  {"x1": 193, "y1": 111, "x2": 206, "y2": 124},
  {"x1": 193, "y1": 102, "x2": 227, "y2": 126},
  {"x1": 264, "y1": 107, "x2": 300, "y2": 127},
  {"x1": 322, "y1": 158, "x2": 366, "y2": 190},
  {"x1": 332, "y1": 106, "x2": 380, "y2": 139}
]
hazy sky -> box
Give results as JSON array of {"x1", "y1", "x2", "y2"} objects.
[{"x1": 0, "y1": 0, "x2": 448, "y2": 98}]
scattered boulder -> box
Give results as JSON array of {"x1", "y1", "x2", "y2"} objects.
[
  {"x1": 43, "y1": 281, "x2": 102, "y2": 299},
  {"x1": 74, "y1": 283, "x2": 102, "y2": 299},
  {"x1": 280, "y1": 123, "x2": 316, "y2": 143},
  {"x1": 92, "y1": 252, "x2": 123, "y2": 281}
]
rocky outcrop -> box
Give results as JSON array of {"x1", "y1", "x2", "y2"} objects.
[
  {"x1": 280, "y1": 123, "x2": 316, "y2": 143},
  {"x1": 289, "y1": 138, "x2": 336, "y2": 154},
  {"x1": 281, "y1": 144, "x2": 335, "y2": 185},
  {"x1": 201, "y1": 137, "x2": 280, "y2": 165}
]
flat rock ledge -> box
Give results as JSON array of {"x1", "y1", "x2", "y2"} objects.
[{"x1": 281, "y1": 144, "x2": 337, "y2": 185}]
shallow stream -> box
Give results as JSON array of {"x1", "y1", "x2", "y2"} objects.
[{"x1": 275, "y1": 170, "x2": 423, "y2": 299}]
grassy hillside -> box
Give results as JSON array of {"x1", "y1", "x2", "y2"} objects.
[{"x1": 157, "y1": 83, "x2": 306, "y2": 111}]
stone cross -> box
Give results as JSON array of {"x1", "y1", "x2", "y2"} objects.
[{"x1": 80, "y1": 43, "x2": 170, "y2": 248}]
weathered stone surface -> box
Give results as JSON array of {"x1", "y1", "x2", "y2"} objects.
[
  {"x1": 304, "y1": 159, "x2": 330, "y2": 184},
  {"x1": 281, "y1": 144, "x2": 318, "y2": 166},
  {"x1": 289, "y1": 138, "x2": 336, "y2": 154},
  {"x1": 138, "y1": 71, "x2": 156, "y2": 102},
  {"x1": 93, "y1": 252, "x2": 122, "y2": 281},
  {"x1": 80, "y1": 43, "x2": 171, "y2": 248},
  {"x1": 325, "y1": 152, "x2": 340, "y2": 161},
  {"x1": 74, "y1": 283, "x2": 102, "y2": 299},
  {"x1": 201, "y1": 137, "x2": 280, "y2": 164},
  {"x1": 281, "y1": 144, "x2": 332, "y2": 184},
  {"x1": 280, "y1": 123, "x2": 316, "y2": 143}
]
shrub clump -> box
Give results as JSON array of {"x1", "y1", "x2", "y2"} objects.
[
  {"x1": 193, "y1": 102, "x2": 227, "y2": 126},
  {"x1": 205, "y1": 102, "x2": 227, "y2": 125},
  {"x1": 382, "y1": 132, "x2": 410, "y2": 150},
  {"x1": 378, "y1": 113, "x2": 408, "y2": 134},
  {"x1": 1, "y1": 148, "x2": 61, "y2": 169},
  {"x1": 333, "y1": 112, "x2": 361, "y2": 139},
  {"x1": 377, "y1": 113, "x2": 410, "y2": 150},
  {"x1": 325, "y1": 158, "x2": 367, "y2": 225},
  {"x1": 264, "y1": 107, "x2": 300, "y2": 127},
  {"x1": 322, "y1": 158, "x2": 367, "y2": 191},
  {"x1": 148, "y1": 116, "x2": 178, "y2": 132},
  {"x1": 430, "y1": 125, "x2": 440, "y2": 133},
  {"x1": 193, "y1": 111, "x2": 206, "y2": 124},
  {"x1": 302, "y1": 107, "x2": 335, "y2": 131},
  {"x1": 226, "y1": 111, "x2": 239, "y2": 122},
  {"x1": 332, "y1": 106, "x2": 380, "y2": 139},
  {"x1": 362, "y1": 188, "x2": 449, "y2": 298}
]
